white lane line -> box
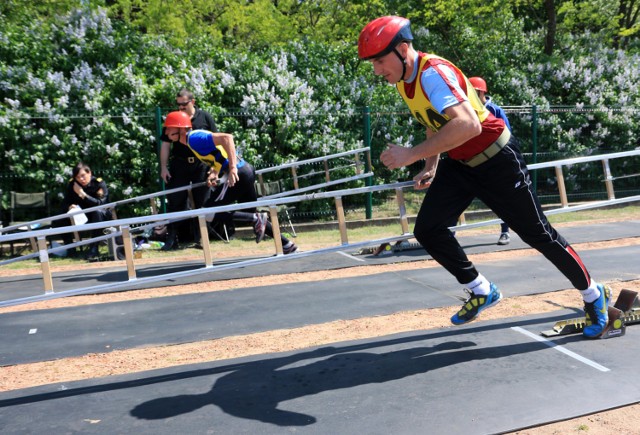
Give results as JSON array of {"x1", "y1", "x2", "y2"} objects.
[
  {"x1": 511, "y1": 326, "x2": 610, "y2": 372},
  {"x1": 336, "y1": 251, "x2": 365, "y2": 262}
]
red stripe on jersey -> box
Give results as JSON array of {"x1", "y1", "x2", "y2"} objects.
[
  {"x1": 418, "y1": 54, "x2": 506, "y2": 159},
  {"x1": 566, "y1": 244, "x2": 591, "y2": 285},
  {"x1": 425, "y1": 59, "x2": 467, "y2": 103}
]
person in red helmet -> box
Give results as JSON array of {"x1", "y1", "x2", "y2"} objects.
[
  {"x1": 162, "y1": 111, "x2": 298, "y2": 254},
  {"x1": 468, "y1": 76, "x2": 512, "y2": 245},
  {"x1": 359, "y1": 16, "x2": 611, "y2": 338},
  {"x1": 159, "y1": 89, "x2": 218, "y2": 250}
]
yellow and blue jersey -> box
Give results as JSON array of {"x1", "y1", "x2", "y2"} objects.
[
  {"x1": 396, "y1": 52, "x2": 506, "y2": 160},
  {"x1": 186, "y1": 130, "x2": 245, "y2": 174}
]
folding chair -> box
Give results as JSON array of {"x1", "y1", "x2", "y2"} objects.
[
  {"x1": 8, "y1": 191, "x2": 52, "y2": 255},
  {"x1": 207, "y1": 214, "x2": 232, "y2": 243},
  {"x1": 256, "y1": 181, "x2": 297, "y2": 237}
]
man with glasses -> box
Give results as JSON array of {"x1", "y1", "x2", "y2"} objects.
[{"x1": 159, "y1": 88, "x2": 218, "y2": 250}]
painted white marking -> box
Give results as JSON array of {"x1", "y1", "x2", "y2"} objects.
[
  {"x1": 336, "y1": 251, "x2": 365, "y2": 262},
  {"x1": 29, "y1": 329, "x2": 37, "y2": 334},
  {"x1": 511, "y1": 326, "x2": 610, "y2": 372}
]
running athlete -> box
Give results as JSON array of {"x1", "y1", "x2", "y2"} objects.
[
  {"x1": 163, "y1": 111, "x2": 298, "y2": 254},
  {"x1": 358, "y1": 16, "x2": 611, "y2": 338}
]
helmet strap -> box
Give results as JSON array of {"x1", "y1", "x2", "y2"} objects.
[{"x1": 393, "y1": 48, "x2": 407, "y2": 82}]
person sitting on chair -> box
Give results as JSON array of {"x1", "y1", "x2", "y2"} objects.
[
  {"x1": 162, "y1": 111, "x2": 298, "y2": 254},
  {"x1": 57, "y1": 162, "x2": 113, "y2": 260}
]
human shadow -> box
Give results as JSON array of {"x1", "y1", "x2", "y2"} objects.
[
  {"x1": 61, "y1": 263, "x2": 203, "y2": 284},
  {"x1": 0, "y1": 314, "x2": 572, "y2": 416},
  {"x1": 130, "y1": 327, "x2": 552, "y2": 427}
]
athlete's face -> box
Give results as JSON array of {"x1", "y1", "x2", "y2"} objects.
[
  {"x1": 165, "y1": 127, "x2": 187, "y2": 145},
  {"x1": 370, "y1": 43, "x2": 407, "y2": 83}
]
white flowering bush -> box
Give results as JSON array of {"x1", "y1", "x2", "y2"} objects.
[{"x1": 0, "y1": 7, "x2": 638, "y2": 218}]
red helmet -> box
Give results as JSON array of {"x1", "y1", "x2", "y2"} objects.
[
  {"x1": 164, "y1": 111, "x2": 192, "y2": 128},
  {"x1": 469, "y1": 77, "x2": 488, "y2": 93},
  {"x1": 358, "y1": 16, "x2": 413, "y2": 60}
]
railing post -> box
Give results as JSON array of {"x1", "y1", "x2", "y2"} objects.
[
  {"x1": 354, "y1": 153, "x2": 362, "y2": 175},
  {"x1": 324, "y1": 159, "x2": 330, "y2": 183},
  {"x1": 37, "y1": 237, "x2": 54, "y2": 293},
  {"x1": 602, "y1": 159, "x2": 615, "y2": 200},
  {"x1": 121, "y1": 225, "x2": 137, "y2": 280},
  {"x1": 150, "y1": 198, "x2": 158, "y2": 214},
  {"x1": 155, "y1": 106, "x2": 167, "y2": 214},
  {"x1": 395, "y1": 188, "x2": 410, "y2": 235},
  {"x1": 198, "y1": 215, "x2": 213, "y2": 266},
  {"x1": 335, "y1": 196, "x2": 348, "y2": 245},
  {"x1": 555, "y1": 166, "x2": 569, "y2": 207},
  {"x1": 269, "y1": 206, "x2": 284, "y2": 255},
  {"x1": 363, "y1": 106, "x2": 373, "y2": 219},
  {"x1": 531, "y1": 104, "x2": 538, "y2": 193},
  {"x1": 187, "y1": 183, "x2": 196, "y2": 210},
  {"x1": 291, "y1": 167, "x2": 299, "y2": 190}
]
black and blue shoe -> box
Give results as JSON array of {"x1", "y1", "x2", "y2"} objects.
[
  {"x1": 583, "y1": 284, "x2": 612, "y2": 338},
  {"x1": 451, "y1": 283, "x2": 503, "y2": 325}
]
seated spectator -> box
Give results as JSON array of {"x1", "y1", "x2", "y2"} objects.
[
  {"x1": 56, "y1": 162, "x2": 113, "y2": 260},
  {"x1": 163, "y1": 111, "x2": 298, "y2": 254}
]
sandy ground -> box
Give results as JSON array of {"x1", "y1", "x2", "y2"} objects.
[{"x1": 1, "y1": 225, "x2": 639, "y2": 434}]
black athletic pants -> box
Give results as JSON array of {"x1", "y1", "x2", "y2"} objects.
[
  {"x1": 207, "y1": 163, "x2": 258, "y2": 209},
  {"x1": 166, "y1": 157, "x2": 211, "y2": 242},
  {"x1": 413, "y1": 136, "x2": 592, "y2": 290},
  {"x1": 206, "y1": 163, "x2": 290, "y2": 244}
]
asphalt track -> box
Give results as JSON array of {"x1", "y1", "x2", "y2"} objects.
[{"x1": 0, "y1": 220, "x2": 639, "y2": 434}]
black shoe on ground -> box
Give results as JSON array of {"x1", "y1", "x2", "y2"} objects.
[
  {"x1": 85, "y1": 245, "x2": 99, "y2": 260},
  {"x1": 161, "y1": 235, "x2": 179, "y2": 251},
  {"x1": 283, "y1": 242, "x2": 298, "y2": 255},
  {"x1": 66, "y1": 247, "x2": 80, "y2": 258},
  {"x1": 497, "y1": 233, "x2": 510, "y2": 245},
  {"x1": 116, "y1": 246, "x2": 126, "y2": 261},
  {"x1": 254, "y1": 212, "x2": 268, "y2": 243}
]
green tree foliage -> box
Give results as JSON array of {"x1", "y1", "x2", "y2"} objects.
[
  {"x1": 512, "y1": 0, "x2": 639, "y2": 54},
  {"x1": 107, "y1": 0, "x2": 226, "y2": 46},
  {"x1": 106, "y1": 0, "x2": 393, "y2": 48},
  {"x1": 0, "y1": 0, "x2": 94, "y2": 22}
]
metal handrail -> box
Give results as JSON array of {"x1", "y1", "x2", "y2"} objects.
[
  {"x1": 1, "y1": 149, "x2": 639, "y2": 308},
  {"x1": 0, "y1": 182, "x2": 206, "y2": 234},
  {"x1": 0, "y1": 180, "x2": 412, "y2": 243},
  {"x1": 255, "y1": 147, "x2": 370, "y2": 174},
  {"x1": 1, "y1": 188, "x2": 638, "y2": 309},
  {"x1": 527, "y1": 150, "x2": 640, "y2": 170},
  {"x1": 0, "y1": 147, "x2": 373, "y2": 234}
]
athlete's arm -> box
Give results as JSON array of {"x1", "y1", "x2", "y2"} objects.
[
  {"x1": 381, "y1": 64, "x2": 481, "y2": 169},
  {"x1": 413, "y1": 128, "x2": 440, "y2": 190},
  {"x1": 381, "y1": 102, "x2": 480, "y2": 169},
  {"x1": 160, "y1": 141, "x2": 171, "y2": 182},
  {"x1": 211, "y1": 133, "x2": 239, "y2": 186}
]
